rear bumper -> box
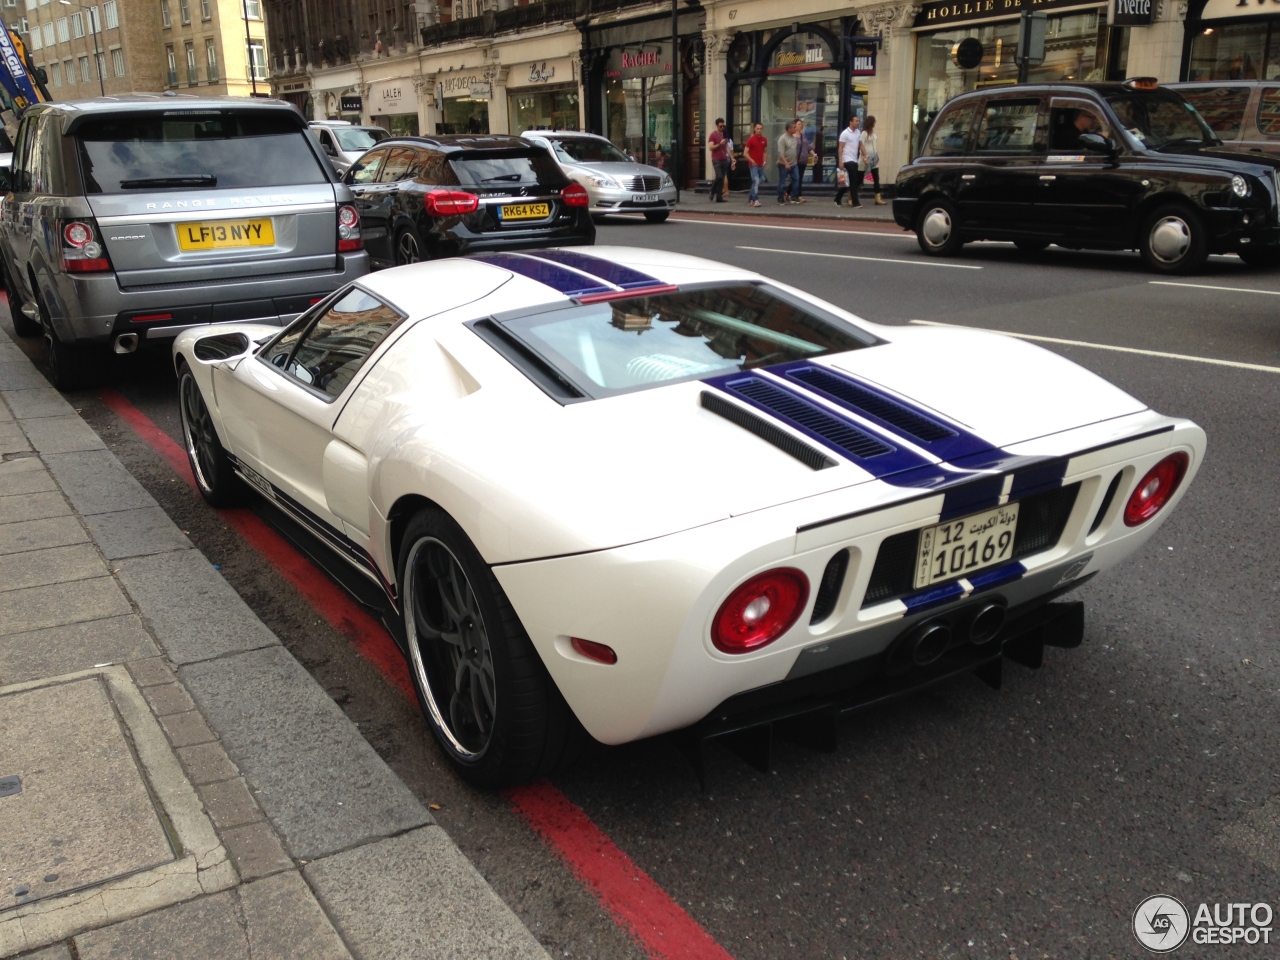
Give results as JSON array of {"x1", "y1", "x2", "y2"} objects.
[
  {"x1": 433, "y1": 222, "x2": 596, "y2": 258},
  {"x1": 47, "y1": 253, "x2": 370, "y2": 345}
]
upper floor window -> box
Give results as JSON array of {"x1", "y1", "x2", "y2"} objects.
[
  {"x1": 200, "y1": 0, "x2": 209, "y2": 17},
  {"x1": 103, "y1": 0, "x2": 117, "y2": 28},
  {"x1": 242, "y1": 0, "x2": 260, "y2": 19},
  {"x1": 55, "y1": 17, "x2": 68, "y2": 42},
  {"x1": 179, "y1": 0, "x2": 189, "y2": 24},
  {"x1": 160, "y1": 0, "x2": 169, "y2": 27},
  {"x1": 71, "y1": 11, "x2": 83, "y2": 36}
]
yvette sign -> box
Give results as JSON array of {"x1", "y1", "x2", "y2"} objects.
[{"x1": 1111, "y1": 0, "x2": 1153, "y2": 25}]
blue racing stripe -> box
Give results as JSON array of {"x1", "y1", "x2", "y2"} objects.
[
  {"x1": 940, "y1": 475, "x2": 1006, "y2": 520},
  {"x1": 902, "y1": 581, "x2": 967, "y2": 613},
  {"x1": 520, "y1": 250, "x2": 665, "y2": 290},
  {"x1": 467, "y1": 253, "x2": 614, "y2": 298},
  {"x1": 967, "y1": 561, "x2": 1025, "y2": 592}
]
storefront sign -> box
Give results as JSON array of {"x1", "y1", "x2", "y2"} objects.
[
  {"x1": 279, "y1": 80, "x2": 308, "y2": 93},
  {"x1": 850, "y1": 40, "x2": 878, "y2": 76},
  {"x1": 510, "y1": 58, "x2": 574, "y2": 88},
  {"x1": 769, "y1": 32, "x2": 833, "y2": 73},
  {"x1": 439, "y1": 73, "x2": 482, "y2": 95},
  {"x1": 528, "y1": 61, "x2": 555, "y2": 83},
  {"x1": 914, "y1": 0, "x2": 1093, "y2": 28},
  {"x1": 340, "y1": 95, "x2": 362, "y2": 112},
  {"x1": 468, "y1": 82, "x2": 492, "y2": 101},
  {"x1": 606, "y1": 43, "x2": 672, "y2": 79},
  {"x1": 1110, "y1": 0, "x2": 1153, "y2": 25},
  {"x1": 1201, "y1": 0, "x2": 1280, "y2": 20},
  {"x1": 368, "y1": 80, "x2": 418, "y2": 115}
]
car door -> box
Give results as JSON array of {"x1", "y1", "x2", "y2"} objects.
[
  {"x1": 1036, "y1": 98, "x2": 1136, "y2": 243},
  {"x1": 345, "y1": 146, "x2": 394, "y2": 265},
  {"x1": 213, "y1": 286, "x2": 404, "y2": 537},
  {"x1": 377, "y1": 146, "x2": 424, "y2": 263},
  {"x1": 956, "y1": 96, "x2": 1046, "y2": 236},
  {"x1": 0, "y1": 115, "x2": 34, "y2": 294}
]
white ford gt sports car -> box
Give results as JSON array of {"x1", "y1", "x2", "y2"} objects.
[{"x1": 173, "y1": 247, "x2": 1205, "y2": 787}]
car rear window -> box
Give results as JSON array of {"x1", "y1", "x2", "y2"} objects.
[
  {"x1": 487, "y1": 283, "x2": 875, "y2": 400},
  {"x1": 75, "y1": 110, "x2": 329, "y2": 194},
  {"x1": 447, "y1": 149, "x2": 566, "y2": 188},
  {"x1": 1176, "y1": 86, "x2": 1250, "y2": 139}
]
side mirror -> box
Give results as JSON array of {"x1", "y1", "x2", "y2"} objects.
[{"x1": 1078, "y1": 132, "x2": 1116, "y2": 155}]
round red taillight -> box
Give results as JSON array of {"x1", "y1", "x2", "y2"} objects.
[
  {"x1": 64, "y1": 222, "x2": 93, "y2": 247},
  {"x1": 338, "y1": 205, "x2": 358, "y2": 228},
  {"x1": 1123, "y1": 452, "x2": 1189, "y2": 527},
  {"x1": 711, "y1": 568, "x2": 809, "y2": 654},
  {"x1": 562, "y1": 182, "x2": 590, "y2": 208}
]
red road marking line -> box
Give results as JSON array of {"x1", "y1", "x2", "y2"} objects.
[
  {"x1": 100, "y1": 388, "x2": 735, "y2": 960},
  {"x1": 504, "y1": 780, "x2": 735, "y2": 960}
]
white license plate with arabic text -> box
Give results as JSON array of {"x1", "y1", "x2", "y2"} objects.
[{"x1": 913, "y1": 503, "x2": 1020, "y2": 590}]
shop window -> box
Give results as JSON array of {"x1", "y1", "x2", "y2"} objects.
[
  {"x1": 606, "y1": 74, "x2": 672, "y2": 166},
  {"x1": 1177, "y1": 85, "x2": 1251, "y2": 139},
  {"x1": 975, "y1": 99, "x2": 1041, "y2": 153},
  {"x1": 1187, "y1": 23, "x2": 1270, "y2": 81},
  {"x1": 1258, "y1": 87, "x2": 1280, "y2": 137},
  {"x1": 922, "y1": 101, "x2": 978, "y2": 156},
  {"x1": 508, "y1": 88, "x2": 579, "y2": 134}
]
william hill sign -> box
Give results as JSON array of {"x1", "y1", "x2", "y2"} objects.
[{"x1": 915, "y1": 0, "x2": 1090, "y2": 27}]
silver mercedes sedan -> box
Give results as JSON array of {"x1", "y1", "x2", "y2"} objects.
[{"x1": 521, "y1": 130, "x2": 676, "y2": 223}]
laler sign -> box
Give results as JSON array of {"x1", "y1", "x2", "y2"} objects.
[{"x1": 1111, "y1": 0, "x2": 1153, "y2": 26}]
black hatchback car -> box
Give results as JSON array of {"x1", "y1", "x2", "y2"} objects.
[
  {"x1": 894, "y1": 79, "x2": 1280, "y2": 273},
  {"x1": 343, "y1": 134, "x2": 594, "y2": 268}
]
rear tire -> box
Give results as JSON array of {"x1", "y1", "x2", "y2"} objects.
[
  {"x1": 1139, "y1": 203, "x2": 1208, "y2": 275},
  {"x1": 644, "y1": 211, "x2": 670, "y2": 223},
  {"x1": 38, "y1": 282, "x2": 101, "y2": 392},
  {"x1": 178, "y1": 362, "x2": 249, "y2": 507},
  {"x1": 398, "y1": 507, "x2": 586, "y2": 788},
  {"x1": 916, "y1": 199, "x2": 965, "y2": 257},
  {"x1": 3, "y1": 263, "x2": 40, "y2": 338}
]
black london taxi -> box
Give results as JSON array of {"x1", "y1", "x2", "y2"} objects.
[{"x1": 893, "y1": 79, "x2": 1280, "y2": 273}]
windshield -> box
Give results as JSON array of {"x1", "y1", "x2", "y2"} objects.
[
  {"x1": 547, "y1": 137, "x2": 632, "y2": 164},
  {"x1": 1104, "y1": 94, "x2": 1216, "y2": 150},
  {"x1": 334, "y1": 127, "x2": 387, "y2": 151},
  {"x1": 497, "y1": 284, "x2": 874, "y2": 399},
  {"x1": 77, "y1": 111, "x2": 328, "y2": 193},
  {"x1": 448, "y1": 149, "x2": 565, "y2": 187}
]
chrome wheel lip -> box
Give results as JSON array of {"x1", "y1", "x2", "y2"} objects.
[
  {"x1": 404, "y1": 536, "x2": 495, "y2": 762},
  {"x1": 1149, "y1": 215, "x2": 1192, "y2": 263},
  {"x1": 178, "y1": 373, "x2": 217, "y2": 496},
  {"x1": 922, "y1": 207, "x2": 953, "y2": 248}
]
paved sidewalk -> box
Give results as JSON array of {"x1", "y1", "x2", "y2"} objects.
[
  {"x1": 666, "y1": 188, "x2": 898, "y2": 223},
  {"x1": 0, "y1": 326, "x2": 549, "y2": 958}
]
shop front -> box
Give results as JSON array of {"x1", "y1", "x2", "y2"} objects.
[
  {"x1": 1184, "y1": 0, "x2": 1280, "y2": 80},
  {"x1": 911, "y1": 0, "x2": 1128, "y2": 157},
  {"x1": 507, "y1": 58, "x2": 580, "y2": 132},
  {"x1": 437, "y1": 72, "x2": 490, "y2": 134},
  {"x1": 367, "y1": 79, "x2": 420, "y2": 136},
  {"x1": 602, "y1": 43, "x2": 677, "y2": 166}
]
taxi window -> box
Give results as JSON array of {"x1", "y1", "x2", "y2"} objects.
[
  {"x1": 1258, "y1": 87, "x2": 1280, "y2": 137},
  {"x1": 1048, "y1": 105, "x2": 1110, "y2": 151},
  {"x1": 922, "y1": 101, "x2": 978, "y2": 156},
  {"x1": 974, "y1": 99, "x2": 1041, "y2": 153},
  {"x1": 1178, "y1": 86, "x2": 1250, "y2": 139}
]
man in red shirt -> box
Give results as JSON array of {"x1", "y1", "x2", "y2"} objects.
[
  {"x1": 744, "y1": 122, "x2": 767, "y2": 207},
  {"x1": 708, "y1": 118, "x2": 730, "y2": 203}
]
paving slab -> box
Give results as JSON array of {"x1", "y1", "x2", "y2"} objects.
[
  {"x1": 0, "y1": 398, "x2": 10, "y2": 422},
  {"x1": 16, "y1": 944, "x2": 72, "y2": 960},
  {"x1": 0, "y1": 516, "x2": 87, "y2": 556},
  {"x1": 0, "y1": 492, "x2": 70, "y2": 525},
  {"x1": 113, "y1": 550, "x2": 278, "y2": 664},
  {"x1": 0, "y1": 421, "x2": 30, "y2": 455},
  {"x1": 0, "y1": 543, "x2": 109, "y2": 594},
  {"x1": 0, "y1": 457, "x2": 57, "y2": 496},
  {"x1": 306, "y1": 827, "x2": 550, "y2": 960},
  {"x1": 0, "y1": 676, "x2": 175, "y2": 908},
  {"x1": 0, "y1": 578, "x2": 130, "y2": 637},
  {"x1": 18, "y1": 416, "x2": 105, "y2": 455},
  {"x1": 0, "y1": 388, "x2": 76, "y2": 421},
  {"x1": 42, "y1": 451, "x2": 154, "y2": 517},
  {"x1": 180, "y1": 645, "x2": 430, "y2": 860},
  {"x1": 0, "y1": 361, "x2": 47, "y2": 391},
  {"x1": 74, "y1": 872, "x2": 351, "y2": 960},
  {"x1": 0, "y1": 616, "x2": 159, "y2": 686},
  {"x1": 84, "y1": 507, "x2": 193, "y2": 560}
]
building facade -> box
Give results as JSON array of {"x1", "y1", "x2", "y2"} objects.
[{"x1": 264, "y1": 0, "x2": 1257, "y2": 188}]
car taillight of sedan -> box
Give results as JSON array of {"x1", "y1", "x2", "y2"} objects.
[
  {"x1": 424, "y1": 190, "x2": 480, "y2": 216},
  {"x1": 561, "y1": 182, "x2": 590, "y2": 207}
]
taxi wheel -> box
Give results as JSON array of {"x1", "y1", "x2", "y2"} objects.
[
  {"x1": 178, "y1": 362, "x2": 249, "y2": 507},
  {"x1": 398, "y1": 507, "x2": 587, "y2": 788},
  {"x1": 916, "y1": 200, "x2": 965, "y2": 257},
  {"x1": 1139, "y1": 204, "x2": 1208, "y2": 274},
  {"x1": 394, "y1": 228, "x2": 423, "y2": 266}
]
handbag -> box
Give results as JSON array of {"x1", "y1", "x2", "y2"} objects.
[{"x1": 837, "y1": 168, "x2": 848, "y2": 187}]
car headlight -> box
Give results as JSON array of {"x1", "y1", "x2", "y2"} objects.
[
  {"x1": 1232, "y1": 174, "x2": 1251, "y2": 198},
  {"x1": 661, "y1": 174, "x2": 673, "y2": 188},
  {"x1": 587, "y1": 175, "x2": 619, "y2": 189}
]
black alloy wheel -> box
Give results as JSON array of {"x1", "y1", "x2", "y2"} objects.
[
  {"x1": 3, "y1": 263, "x2": 40, "y2": 338},
  {"x1": 1014, "y1": 238, "x2": 1050, "y2": 254},
  {"x1": 178, "y1": 363, "x2": 248, "y2": 507},
  {"x1": 1139, "y1": 203, "x2": 1208, "y2": 275},
  {"x1": 644, "y1": 211, "x2": 670, "y2": 223},
  {"x1": 398, "y1": 507, "x2": 586, "y2": 787},
  {"x1": 394, "y1": 228, "x2": 423, "y2": 266},
  {"x1": 916, "y1": 199, "x2": 965, "y2": 257}
]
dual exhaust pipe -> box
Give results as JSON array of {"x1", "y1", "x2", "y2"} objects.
[{"x1": 893, "y1": 602, "x2": 1007, "y2": 668}]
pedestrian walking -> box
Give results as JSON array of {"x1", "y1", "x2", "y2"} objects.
[
  {"x1": 708, "y1": 118, "x2": 730, "y2": 204},
  {"x1": 860, "y1": 115, "x2": 886, "y2": 205},
  {"x1": 834, "y1": 115, "x2": 861, "y2": 207},
  {"x1": 776, "y1": 121, "x2": 800, "y2": 204},
  {"x1": 744, "y1": 122, "x2": 767, "y2": 206},
  {"x1": 793, "y1": 121, "x2": 810, "y2": 202},
  {"x1": 722, "y1": 135, "x2": 735, "y2": 199}
]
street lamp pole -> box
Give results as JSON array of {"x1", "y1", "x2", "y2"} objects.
[{"x1": 59, "y1": 0, "x2": 105, "y2": 97}]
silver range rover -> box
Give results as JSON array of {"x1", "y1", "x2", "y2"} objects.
[
  {"x1": 520, "y1": 130, "x2": 676, "y2": 223},
  {"x1": 0, "y1": 96, "x2": 369, "y2": 390}
]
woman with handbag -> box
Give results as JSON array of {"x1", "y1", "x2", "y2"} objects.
[{"x1": 859, "y1": 116, "x2": 886, "y2": 206}]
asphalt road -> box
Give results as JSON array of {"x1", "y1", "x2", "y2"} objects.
[{"x1": 6, "y1": 219, "x2": 1278, "y2": 959}]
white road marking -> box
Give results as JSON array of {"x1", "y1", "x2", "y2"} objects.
[
  {"x1": 611, "y1": 213, "x2": 914, "y2": 239},
  {"x1": 736, "y1": 245, "x2": 983, "y2": 270},
  {"x1": 1150, "y1": 280, "x2": 1280, "y2": 297},
  {"x1": 908, "y1": 319, "x2": 1280, "y2": 374}
]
